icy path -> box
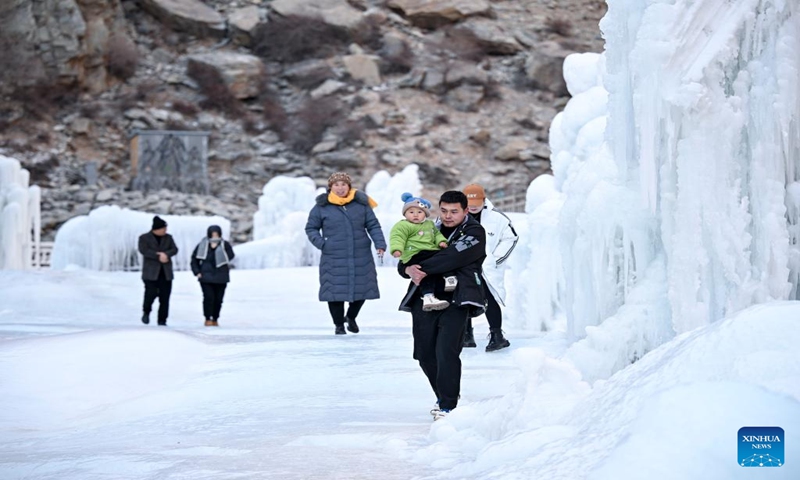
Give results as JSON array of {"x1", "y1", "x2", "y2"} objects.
[{"x1": 0, "y1": 268, "x2": 564, "y2": 479}]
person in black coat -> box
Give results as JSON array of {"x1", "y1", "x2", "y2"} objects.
[
  {"x1": 397, "y1": 191, "x2": 487, "y2": 420},
  {"x1": 138, "y1": 216, "x2": 179, "y2": 326},
  {"x1": 190, "y1": 225, "x2": 235, "y2": 327}
]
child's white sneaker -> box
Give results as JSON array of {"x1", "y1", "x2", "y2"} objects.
[
  {"x1": 443, "y1": 276, "x2": 458, "y2": 292},
  {"x1": 422, "y1": 294, "x2": 449, "y2": 311}
]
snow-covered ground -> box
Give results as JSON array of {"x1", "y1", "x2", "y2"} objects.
[
  {"x1": 1, "y1": 267, "x2": 798, "y2": 479},
  {"x1": 0, "y1": 267, "x2": 569, "y2": 479}
]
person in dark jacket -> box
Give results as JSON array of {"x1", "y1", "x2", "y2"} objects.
[
  {"x1": 305, "y1": 172, "x2": 387, "y2": 335},
  {"x1": 138, "y1": 216, "x2": 179, "y2": 326},
  {"x1": 397, "y1": 191, "x2": 486, "y2": 421},
  {"x1": 190, "y1": 225, "x2": 235, "y2": 327}
]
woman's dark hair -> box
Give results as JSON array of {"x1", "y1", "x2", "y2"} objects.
[{"x1": 439, "y1": 190, "x2": 468, "y2": 209}]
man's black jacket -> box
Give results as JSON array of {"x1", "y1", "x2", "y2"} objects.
[{"x1": 398, "y1": 214, "x2": 487, "y2": 317}]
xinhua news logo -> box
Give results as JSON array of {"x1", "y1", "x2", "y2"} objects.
[{"x1": 739, "y1": 427, "x2": 784, "y2": 467}]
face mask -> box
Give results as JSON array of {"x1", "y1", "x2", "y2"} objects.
[{"x1": 209, "y1": 237, "x2": 221, "y2": 244}]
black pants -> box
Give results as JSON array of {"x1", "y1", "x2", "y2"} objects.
[
  {"x1": 483, "y1": 281, "x2": 502, "y2": 330},
  {"x1": 201, "y1": 283, "x2": 227, "y2": 320},
  {"x1": 143, "y1": 276, "x2": 172, "y2": 324},
  {"x1": 411, "y1": 299, "x2": 468, "y2": 411},
  {"x1": 328, "y1": 300, "x2": 365, "y2": 326}
]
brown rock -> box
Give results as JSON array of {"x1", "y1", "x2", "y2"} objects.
[
  {"x1": 494, "y1": 138, "x2": 529, "y2": 161},
  {"x1": 421, "y1": 69, "x2": 446, "y2": 93},
  {"x1": 469, "y1": 129, "x2": 491, "y2": 145},
  {"x1": 444, "y1": 60, "x2": 488, "y2": 86},
  {"x1": 229, "y1": 6, "x2": 262, "y2": 46},
  {"x1": 387, "y1": 0, "x2": 492, "y2": 28},
  {"x1": 461, "y1": 18, "x2": 522, "y2": 54},
  {"x1": 445, "y1": 84, "x2": 484, "y2": 112},
  {"x1": 271, "y1": 0, "x2": 363, "y2": 29},
  {"x1": 284, "y1": 60, "x2": 336, "y2": 89},
  {"x1": 343, "y1": 54, "x2": 382, "y2": 86},
  {"x1": 186, "y1": 52, "x2": 265, "y2": 100},
  {"x1": 139, "y1": 0, "x2": 225, "y2": 38},
  {"x1": 525, "y1": 41, "x2": 570, "y2": 96}
]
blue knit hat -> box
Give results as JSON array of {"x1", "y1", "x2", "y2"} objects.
[{"x1": 401, "y1": 192, "x2": 432, "y2": 217}]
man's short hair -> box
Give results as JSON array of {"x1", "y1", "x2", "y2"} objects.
[{"x1": 439, "y1": 190, "x2": 468, "y2": 209}]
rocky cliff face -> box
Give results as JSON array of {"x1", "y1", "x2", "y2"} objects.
[
  {"x1": 0, "y1": 0, "x2": 606, "y2": 242},
  {"x1": 0, "y1": 0, "x2": 132, "y2": 92}
]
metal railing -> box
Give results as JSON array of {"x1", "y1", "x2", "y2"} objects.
[
  {"x1": 488, "y1": 189, "x2": 526, "y2": 213},
  {"x1": 33, "y1": 242, "x2": 54, "y2": 269}
]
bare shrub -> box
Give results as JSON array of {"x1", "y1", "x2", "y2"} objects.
[
  {"x1": 172, "y1": 100, "x2": 200, "y2": 117},
  {"x1": 337, "y1": 118, "x2": 367, "y2": 145},
  {"x1": 186, "y1": 61, "x2": 241, "y2": 116},
  {"x1": 288, "y1": 96, "x2": 344, "y2": 153},
  {"x1": 260, "y1": 89, "x2": 289, "y2": 137},
  {"x1": 14, "y1": 83, "x2": 79, "y2": 120},
  {"x1": 351, "y1": 14, "x2": 384, "y2": 51},
  {"x1": 483, "y1": 79, "x2": 503, "y2": 101},
  {"x1": 79, "y1": 102, "x2": 101, "y2": 119},
  {"x1": 379, "y1": 38, "x2": 415, "y2": 74},
  {"x1": 252, "y1": 15, "x2": 350, "y2": 62},
  {"x1": 432, "y1": 113, "x2": 450, "y2": 125},
  {"x1": 106, "y1": 34, "x2": 139, "y2": 81},
  {"x1": 545, "y1": 17, "x2": 573, "y2": 37},
  {"x1": 164, "y1": 118, "x2": 188, "y2": 130},
  {"x1": 242, "y1": 116, "x2": 262, "y2": 135}
]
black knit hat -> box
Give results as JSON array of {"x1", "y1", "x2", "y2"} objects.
[
  {"x1": 152, "y1": 216, "x2": 167, "y2": 230},
  {"x1": 207, "y1": 225, "x2": 222, "y2": 238}
]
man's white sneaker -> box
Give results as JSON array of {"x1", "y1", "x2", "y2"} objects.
[
  {"x1": 433, "y1": 408, "x2": 451, "y2": 421},
  {"x1": 422, "y1": 294, "x2": 449, "y2": 311},
  {"x1": 443, "y1": 276, "x2": 458, "y2": 292},
  {"x1": 430, "y1": 401, "x2": 440, "y2": 416}
]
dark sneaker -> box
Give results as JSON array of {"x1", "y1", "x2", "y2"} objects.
[
  {"x1": 462, "y1": 325, "x2": 477, "y2": 348},
  {"x1": 345, "y1": 316, "x2": 359, "y2": 333},
  {"x1": 335, "y1": 324, "x2": 347, "y2": 335},
  {"x1": 141, "y1": 313, "x2": 150, "y2": 325},
  {"x1": 157, "y1": 321, "x2": 167, "y2": 326},
  {"x1": 486, "y1": 329, "x2": 510, "y2": 352}
]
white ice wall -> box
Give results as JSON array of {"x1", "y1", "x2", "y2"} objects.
[
  {"x1": 510, "y1": 0, "x2": 799, "y2": 381},
  {"x1": 51, "y1": 205, "x2": 230, "y2": 272},
  {"x1": 0, "y1": 155, "x2": 41, "y2": 270},
  {"x1": 234, "y1": 175, "x2": 321, "y2": 269},
  {"x1": 602, "y1": 0, "x2": 800, "y2": 331}
]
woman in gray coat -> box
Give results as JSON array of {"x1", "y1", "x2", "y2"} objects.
[{"x1": 305, "y1": 172, "x2": 387, "y2": 335}]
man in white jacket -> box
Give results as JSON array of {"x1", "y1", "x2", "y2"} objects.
[{"x1": 462, "y1": 184, "x2": 518, "y2": 351}]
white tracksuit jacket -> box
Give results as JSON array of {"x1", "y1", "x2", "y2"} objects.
[{"x1": 476, "y1": 198, "x2": 518, "y2": 306}]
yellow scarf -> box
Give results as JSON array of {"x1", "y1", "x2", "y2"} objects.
[{"x1": 328, "y1": 189, "x2": 378, "y2": 208}]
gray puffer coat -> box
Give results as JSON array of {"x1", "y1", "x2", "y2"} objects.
[{"x1": 305, "y1": 190, "x2": 387, "y2": 302}]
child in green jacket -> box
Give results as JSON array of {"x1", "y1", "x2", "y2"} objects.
[{"x1": 390, "y1": 193, "x2": 457, "y2": 311}]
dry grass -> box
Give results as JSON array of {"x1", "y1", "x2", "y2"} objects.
[{"x1": 106, "y1": 34, "x2": 139, "y2": 81}]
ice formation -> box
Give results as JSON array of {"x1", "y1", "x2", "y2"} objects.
[
  {"x1": 234, "y1": 175, "x2": 321, "y2": 269},
  {"x1": 508, "y1": 0, "x2": 799, "y2": 381},
  {"x1": 50, "y1": 205, "x2": 230, "y2": 272},
  {"x1": 0, "y1": 155, "x2": 41, "y2": 270}
]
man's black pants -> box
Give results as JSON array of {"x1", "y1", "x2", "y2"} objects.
[
  {"x1": 483, "y1": 281, "x2": 502, "y2": 330},
  {"x1": 412, "y1": 299, "x2": 469, "y2": 411},
  {"x1": 143, "y1": 276, "x2": 172, "y2": 324},
  {"x1": 201, "y1": 283, "x2": 227, "y2": 320}
]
